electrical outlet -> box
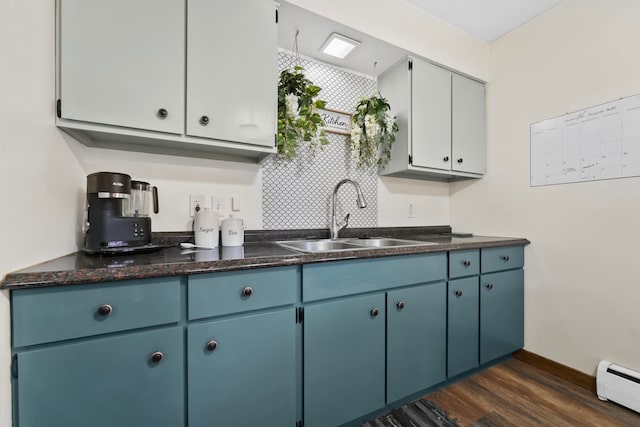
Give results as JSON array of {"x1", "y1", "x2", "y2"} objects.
[
  {"x1": 212, "y1": 196, "x2": 226, "y2": 215},
  {"x1": 408, "y1": 203, "x2": 416, "y2": 218},
  {"x1": 189, "y1": 194, "x2": 210, "y2": 217}
]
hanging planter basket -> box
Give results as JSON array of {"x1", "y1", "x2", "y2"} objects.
[{"x1": 277, "y1": 60, "x2": 329, "y2": 160}]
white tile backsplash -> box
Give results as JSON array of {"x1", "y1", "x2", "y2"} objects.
[{"x1": 262, "y1": 52, "x2": 378, "y2": 229}]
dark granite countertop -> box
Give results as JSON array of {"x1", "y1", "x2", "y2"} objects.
[{"x1": 1, "y1": 227, "x2": 529, "y2": 290}]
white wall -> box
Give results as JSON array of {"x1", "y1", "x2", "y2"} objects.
[
  {"x1": 451, "y1": 0, "x2": 640, "y2": 375},
  {"x1": 0, "y1": 1, "x2": 490, "y2": 424}
]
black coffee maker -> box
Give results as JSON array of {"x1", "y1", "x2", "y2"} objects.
[{"x1": 83, "y1": 172, "x2": 160, "y2": 254}]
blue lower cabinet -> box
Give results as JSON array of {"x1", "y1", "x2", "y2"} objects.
[
  {"x1": 387, "y1": 282, "x2": 446, "y2": 403},
  {"x1": 480, "y1": 269, "x2": 525, "y2": 364},
  {"x1": 304, "y1": 293, "x2": 386, "y2": 427},
  {"x1": 187, "y1": 309, "x2": 296, "y2": 427},
  {"x1": 15, "y1": 326, "x2": 184, "y2": 427},
  {"x1": 447, "y1": 277, "x2": 480, "y2": 377}
]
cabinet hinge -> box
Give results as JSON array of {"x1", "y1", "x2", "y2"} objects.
[
  {"x1": 274, "y1": 133, "x2": 278, "y2": 148},
  {"x1": 275, "y1": 9, "x2": 279, "y2": 23},
  {"x1": 408, "y1": 60, "x2": 413, "y2": 71},
  {"x1": 296, "y1": 420, "x2": 304, "y2": 427},
  {"x1": 296, "y1": 307, "x2": 304, "y2": 324},
  {"x1": 409, "y1": 155, "x2": 413, "y2": 165},
  {"x1": 11, "y1": 354, "x2": 17, "y2": 379},
  {"x1": 56, "y1": 99, "x2": 62, "y2": 118}
]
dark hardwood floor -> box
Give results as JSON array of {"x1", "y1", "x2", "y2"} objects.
[{"x1": 425, "y1": 358, "x2": 640, "y2": 427}]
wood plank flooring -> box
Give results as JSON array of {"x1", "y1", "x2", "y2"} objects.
[{"x1": 425, "y1": 358, "x2": 640, "y2": 427}]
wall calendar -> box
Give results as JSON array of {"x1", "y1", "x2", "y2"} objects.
[{"x1": 530, "y1": 94, "x2": 640, "y2": 186}]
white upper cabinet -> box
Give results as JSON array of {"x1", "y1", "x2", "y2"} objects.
[
  {"x1": 59, "y1": 0, "x2": 185, "y2": 134},
  {"x1": 452, "y1": 74, "x2": 486, "y2": 175},
  {"x1": 56, "y1": 0, "x2": 278, "y2": 162},
  {"x1": 187, "y1": 0, "x2": 277, "y2": 147},
  {"x1": 411, "y1": 59, "x2": 452, "y2": 171},
  {"x1": 378, "y1": 57, "x2": 486, "y2": 180}
]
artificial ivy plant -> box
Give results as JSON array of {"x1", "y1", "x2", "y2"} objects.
[
  {"x1": 350, "y1": 94, "x2": 399, "y2": 168},
  {"x1": 277, "y1": 66, "x2": 329, "y2": 160}
]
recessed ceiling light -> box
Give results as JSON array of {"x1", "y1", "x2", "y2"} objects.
[{"x1": 320, "y1": 33, "x2": 360, "y2": 59}]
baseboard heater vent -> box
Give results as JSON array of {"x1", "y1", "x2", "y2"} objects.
[{"x1": 597, "y1": 360, "x2": 640, "y2": 413}]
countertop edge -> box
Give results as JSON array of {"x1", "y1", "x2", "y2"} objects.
[{"x1": 1, "y1": 237, "x2": 530, "y2": 290}]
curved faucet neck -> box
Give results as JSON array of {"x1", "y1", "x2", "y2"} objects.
[{"x1": 330, "y1": 179, "x2": 367, "y2": 239}]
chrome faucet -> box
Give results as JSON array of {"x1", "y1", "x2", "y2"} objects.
[{"x1": 330, "y1": 179, "x2": 367, "y2": 239}]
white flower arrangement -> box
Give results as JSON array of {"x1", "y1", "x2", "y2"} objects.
[{"x1": 350, "y1": 95, "x2": 399, "y2": 168}]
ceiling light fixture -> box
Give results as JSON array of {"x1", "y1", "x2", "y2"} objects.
[{"x1": 320, "y1": 33, "x2": 360, "y2": 59}]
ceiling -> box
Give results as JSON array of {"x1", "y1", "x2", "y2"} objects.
[
  {"x1": 278, "y1": 2, "x2": 411, "y2": 77},
  {"x1": 404, "y1": 0, "x2": 565, "y2": 42},
  {"x1": 278, "y1": 1, "x2": 564, "y2": 76}
]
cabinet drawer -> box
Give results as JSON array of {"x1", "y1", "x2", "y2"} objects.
[
  {"x1": 302, "y1": 253, "x2": 446, "y2": 302},
  {"x1": 481, "y1": 246, "x2": 524, "y2": 273},
  {"x1": 12, "y1": 277, "x2": 181, "y2": 347},
  {"x1": 188, "y1": 266, "x2": 299, "y2": 320},
  {"x1": 449, "y1": 249, "x2": 479, "y2": 278}
]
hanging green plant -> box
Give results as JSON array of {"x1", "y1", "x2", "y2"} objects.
[
  {"x1": 277, "y1": 65, "x2": 329, "y2": 160},
  {"x1": 350, "y1": 94, "x2": 399, "y2": 168}
]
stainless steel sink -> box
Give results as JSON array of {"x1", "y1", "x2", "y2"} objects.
[
  {"x1": 277, "y1": 237, "x2": 439, "y2": 253},
  {"x1": 345, "y1": 238, "x2": 438, "y2": 248},
  {"x1": 277, "y1": 239, "x2": 365, "y2": 253}
]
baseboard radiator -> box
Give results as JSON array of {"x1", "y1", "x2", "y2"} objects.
[{"x1": 596, "y1": 360, "x2": 640, "y2": 413}]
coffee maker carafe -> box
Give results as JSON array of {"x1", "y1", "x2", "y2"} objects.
[
  {"x1": 84, "y1": 172, "x2": 160, "y2": 254},
  {"x1": 127, "y1": 180, "x2": 159, "y2": 218}
]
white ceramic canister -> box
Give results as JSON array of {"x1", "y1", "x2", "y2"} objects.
[
  {"x1": 221, "y1": 216, "x2": 244, "y2": 246},
  {"x1": 194, "y1": 209, "x2": 219, "y2": 248}
]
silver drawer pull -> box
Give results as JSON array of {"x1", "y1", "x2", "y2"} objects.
[{"x1": 242, "y1": 287, "x2": 253, "y2": 297}]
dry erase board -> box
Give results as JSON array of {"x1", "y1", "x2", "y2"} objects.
[{"x1": 530, "y1": 94, "x2": 640, "y2": 186}]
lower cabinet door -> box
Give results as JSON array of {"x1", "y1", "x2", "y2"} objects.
[
  {"x1": 480, "y1": 269, "x2": 524, "y2": 364},
  {"x1": 447, "y1": 277, "x2": 479, "y2": 377},
  {"x1": 304, "y1": 293, "x2": 386, "y2": 427},
  {"x1": 16, "y1": 326, "x2": 184, "y2": 427},
  {"x1": 387, "y1": 282, "x2": 446, "y2": 403},
  {"x1": 187, "y1": 309, "x2": 296, "y2": 427}
]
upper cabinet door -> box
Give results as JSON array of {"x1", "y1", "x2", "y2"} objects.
[
  {"x1": 411, "y1": 58, "x2": 452, "y2": 171},
  {"x1": 59, "y1": 0, "x2": 185, "y2": 134},
  {"x1": 187, "y1": 0, "x2": 278, "y2": 147},
  {"x1": 452, "y1": 74, "x2": 486, "y2": 174}
]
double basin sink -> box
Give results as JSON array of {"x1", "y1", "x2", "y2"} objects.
[{"x1": 277, "y1": 237, "x2": 439, "y2": 253}]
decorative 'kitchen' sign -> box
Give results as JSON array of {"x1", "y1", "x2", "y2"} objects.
[{"x1": 319, "y1": 108, "x2": 352, "y2": 135}]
